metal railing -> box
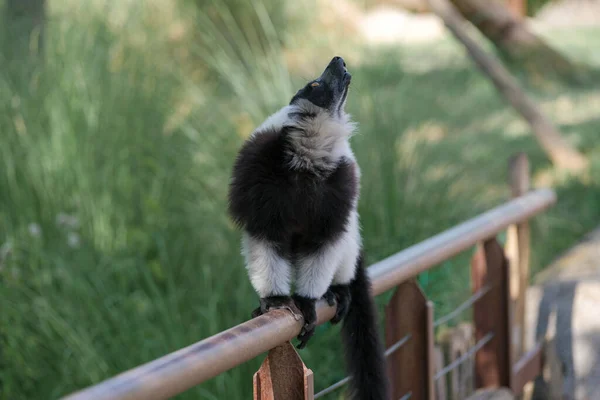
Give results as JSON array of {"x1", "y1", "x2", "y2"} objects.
[{"x1": 63, "y1": 154, "x2": 555, "y2": 400}]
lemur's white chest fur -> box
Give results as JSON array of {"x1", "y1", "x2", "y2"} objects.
[{"x1": 254, "y1": 99, "x2": 360, "y2": 177}]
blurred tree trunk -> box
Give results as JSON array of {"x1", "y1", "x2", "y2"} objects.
[
  {"x1": 4, "y1": 0, "x2": 46, "y2": 64},
  {"x1": 429, "y1": 0, "x2": 588, "y2": 172},
  {"x1": 449, "y1": 0, "x2": 581, "y2": 80}
]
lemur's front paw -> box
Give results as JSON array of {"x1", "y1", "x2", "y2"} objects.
[
  {"x1": 251, "y1": 295, "x2": 293, "y2": 318},
  {"x1": 327, "y1": 284, "x2": 351, "y2": 324},
  {"x1": 292, "y1": 295, "x2": 317, "y2": 349},
  {"x1": 322, "y1": 289, "x2": 337, "y2": 307}
]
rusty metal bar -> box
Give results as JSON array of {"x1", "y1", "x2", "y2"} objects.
[
  {"x1": 63, "y1": 308, "x2": 318, "y2": 400},
  {"x1": 434, "y1": 332, "x2": 494, "y2": 381},
  {"x1": 370, "y1": 188, "x2": 555, "y2": 294},
  {"x1": 62, "y1": 189, "x2": 555, "y2": 400},
  {"x1": 434, "y1": 285, "x2": 491, "y2": 328},
  {"x1": 511, "y1": 340, "x2": 544, "y2": 395}
]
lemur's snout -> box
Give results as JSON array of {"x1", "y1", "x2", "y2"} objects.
[
  {"x1": 288, "y1": 56, "x2": 351, "y2": 111},
  {"x1": 320, "y1": 56, "x2": 351, "y2": 87},
  {"x1": 327, "y1": 56, "x2": 346, "y2": 75},
  {"x1": 332, "y1": 56, "x2": 346, "y2": 67}
]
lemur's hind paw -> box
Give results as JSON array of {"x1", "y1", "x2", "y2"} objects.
[
  {"x1": 251, "y1": 295, "x2": 293, "y2": 318},
  {"x1": 292, "y1": 295, "x2": 317, "y2": 349},
  {"x1": 327, "y1": 284, "x2": 351, "y2": 325}
]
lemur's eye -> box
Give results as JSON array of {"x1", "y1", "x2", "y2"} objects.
[{"x1": 311, "y1": 82, "x2": 320, "y2": 87}]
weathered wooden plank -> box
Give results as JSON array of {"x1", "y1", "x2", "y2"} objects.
[
  {"x1": 386, "y1": 279, "x2": 429, "y2": 400},
  {"x1": 253, "y1": 342, "x2": 314, "y2": 400},
  {"x1": 472, "y1": 239, "x2": 512, "y2": 389}
]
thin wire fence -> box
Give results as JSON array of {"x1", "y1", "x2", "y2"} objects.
[
  {"x1": 314, "y1": 333, "x2": 413, "y2": 398},
  {"x1": 434, "y1": 285, "x2": 491, "y2": 328},
  {"x1": 434, "y1": 332, "x2": 495, "y2": 381}
]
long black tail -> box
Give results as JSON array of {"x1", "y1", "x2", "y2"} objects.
[{"x1": 341, "y1": 253, "x2": 389, "y2": 400}]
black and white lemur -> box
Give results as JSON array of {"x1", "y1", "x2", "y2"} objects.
[{"x1": 228, "y1": 56, "x2": 388, "y2": 400}]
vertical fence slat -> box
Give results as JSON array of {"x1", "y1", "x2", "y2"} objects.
[
  {"x1": 427, "y1": 301, "x2": 436, "y2": 400},
  {"x1": 440, "y1": 323, "x2": 475, "y2": 399},
  {"x1": 471, "y1": 239, "x2": 512, "y2": 389},
  {"x1": 386, "y1": 279, "x2": 429, "y2": 400},
  {"x1": 434, "y1": 345, "x2": 447, "y2": 400},
  {"x1": 253, "y1": 342, "x2": 314, "y2": 400},
  {"x1": 506, "y1": 152, "x2": 531, "y2": 362}
]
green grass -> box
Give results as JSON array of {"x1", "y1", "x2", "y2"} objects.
[{"x1": 1, "y1": 1, "x2": 600, "y2": 399}]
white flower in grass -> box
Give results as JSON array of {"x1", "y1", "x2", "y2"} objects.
[
  {"x1": 56, "y1": 212, "x2": 69, "y2": 226},
  {"x1": 67, "y1": 232, "x2": 81, "y2": 248},
  {"x1": 28, "y1": 223, "x2": 42, "y2": 238},
  {"x1": 56, "y1": 212, "x2": 80, "y2": 230},
  {"x1": 67, "y1": 216, "x2": 80, "y2": 230}
]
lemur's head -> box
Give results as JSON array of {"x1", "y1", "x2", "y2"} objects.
[{"x1": 290, "y1": 56, "x2": 351, "y2": 117}]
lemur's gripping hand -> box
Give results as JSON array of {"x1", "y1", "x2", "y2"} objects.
[
  {"x1": 323, "y1": 284, "x2": 351, "y2": 324},
  {"x1": 251, "y1": 295, "x2": 294, "y2": 318},
  {"x1": 292, "y1": 295, "x2": 317, "y2": 349}
]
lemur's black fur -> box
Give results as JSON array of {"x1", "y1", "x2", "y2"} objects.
[
  {"x1": 228, "y1": 128, "x2": 358, "y2": 257},
  {"x1": 228, "y1": 56, "x2": 389, "y2": 400}
]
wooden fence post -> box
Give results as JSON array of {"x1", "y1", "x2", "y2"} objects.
[
  {"x1": 472, "y1": 239, "x2": 512, "y2": 389},
  {"x1": 386, "y1": 279, "x2": 432, "y2": 400},
  {"x1": 505, "y1": 153, "x2": 531, "y2": 362},
  {"x1": 254, "y1": 342, "x2": 314, "y2": 400}
]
